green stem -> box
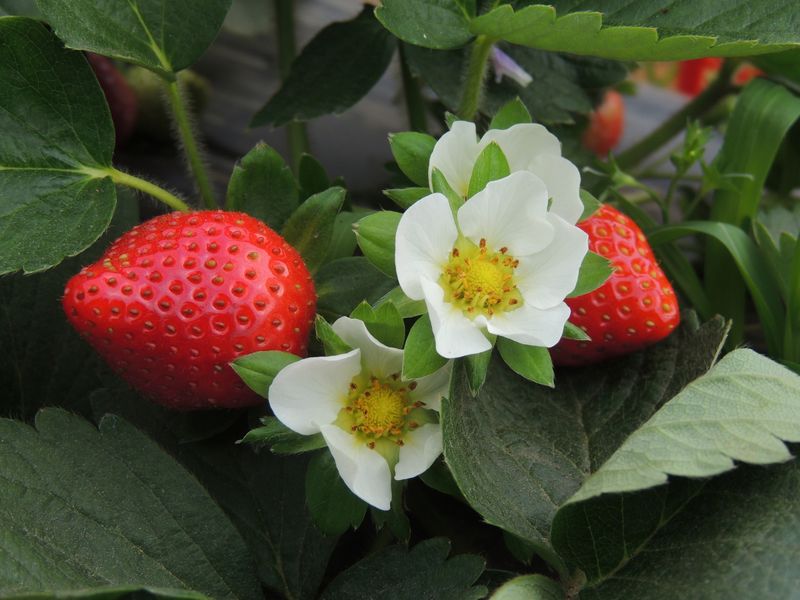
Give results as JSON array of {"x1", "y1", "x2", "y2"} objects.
[
  {"x1": 108, "y1": 168, "x2": 191, "y2": 212},
  {"x1": 164, "y1": 79, "x2": 216, "y2": 209},
  {"x1": 457, "y1": 35, "x2": 494, "y2": 121},
  {"x1": 274, "y1": 0, "x2": 309, "y2": 173},
  {"x1": 616, "y1": 61, "x2": 736, "y2": 171},
  {"x1": 399, "y1": 43, "x2": 427, "y2": 132}
]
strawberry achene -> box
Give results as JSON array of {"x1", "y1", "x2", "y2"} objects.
[
  {"x1": 551, "y1": 205, "x2": 680, "y2": 367},
  {"x1": 63, "y1": 210, "x2": 316, "y2": 410}
]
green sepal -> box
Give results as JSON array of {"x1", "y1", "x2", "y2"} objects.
[
  {"x1": 298, "y1": 153, "x2": 330, "y2": 200},
  {"x1": 281, "y1": 186, "x2": 345, "y2": 274},
  {"x1": 403, "y1": 313, "x2": 448, "y2": 379},
  {"x1": 376, "y1": 286, "x2": 427, "y2": 318},
  {"x1": 315, "y1": 314, "x2": 353, "y2": 356},
  {"x1": 579, "y1": 188, "x2": 602, "y2": 221},
  {"x1": 384, "y1": 186, "x2": 430, "y2": 209},
  {"x1": 230, "y1": 351, "x2": 301, "y2": 398},
  {"x1": 389, "y1": 131, "x2": 436, "y2": 186},
  {"x1": 496, "y1": 338, "x2": 555, "y2": 387},
  {"x1": 467, "y1": 142, "x2": 511, "y2": 198},
  {"x1": 355, "y1": 211, "x2": 402, "y2": 278},
  {"x1": 489, "y1": 97, "x2": 532, "y2": 130},
  {"x1": 306, "y1": 451, "x2": 368, "y2": 535},
  {"x1": 563, "y1": 321, "x2": 591, "y2": 341},
  {"x1": 350, "y1": 301, "x2": 406, "y2": 349},
  {"x1": 464, "y1": 347, "x2": 493, "y2": 395},
  {"x1": 569, "y1": 251, "x2": 613, "y2": 298},
  {"x1": 239, "y1": 416, "x2": 327, "y2": 454},
  {"x1": 431, "y1": 167, "x2": 464, "y2": 214}
]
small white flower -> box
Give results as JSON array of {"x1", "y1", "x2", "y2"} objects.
[
  {"x1": 396, "y1": 171, "x2": 588, "y2": 359},
  {"x1": 268, "y1": 317, "x2": 451, "y2": 510},
  {"x1": 428, "y1": 120, "x2": 584, "y2": 224}
]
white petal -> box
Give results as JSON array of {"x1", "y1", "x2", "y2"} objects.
[
  {"x1": 480, "y1": 123, "x2": 561, "y2": 173},
  {"x1": 269, "y1": 350, "x2": 360, "y2": 435},
  {"x1": 321, "y1": 424, "x2": 392, "y2": 510},
  {"x1": 333, "y1": 316, "x2": 403, "y2": 379},
  {"x1": 422, "y1": 277, "x2": 492, "y2": 359},
  {"x1": 527, "y1": 154, "x2": 583, "y2": 225},
  {"x1": 487, "y1": 302, "x2": 570, "y2": 348},
  {"x1": 406, "y1": 361, "x2": 452, "y2": 412},
  {"x1": 516, "y1": 213, "x2": 589, "y2": 309},
  {"x1": 395, "y1": 424, "x2": 443, "y2": 480},
  {"x1": 428, "y1": 121, "x2": 480, "y2": 197},
  {"x1": 458, "y1": 171, "x2": 553, "y2": 256},
  {"x1": 395, "y1": 193, "x2": 458, "y2": 300}
]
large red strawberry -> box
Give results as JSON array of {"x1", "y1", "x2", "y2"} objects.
[
  {"x1": 63, "y1": 211, "x2": 316, "y2": 410},
  {"x1": 85, "y1": 53, "x2": 138, "y2": 148},
  {"x1": 582, "y1": 90, "x2": 625, "y2": 158},
  {"x1": 551, "y1": 205, "x2": 680, "y2": 366}
]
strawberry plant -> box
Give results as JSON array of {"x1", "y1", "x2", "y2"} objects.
[{"x1": 2, "y1": 2, "x2": 800, "y2": 600}]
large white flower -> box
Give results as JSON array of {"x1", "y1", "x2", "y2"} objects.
[
  {"x1": 428, "y1": 120, "x2": 583, "y2": 225},
  {"x1": 396, "y1": 171, "x2": 588, "y2": 359},
  {"x1": 268, "y1": 317, "x2": 451, "y2": 510}
]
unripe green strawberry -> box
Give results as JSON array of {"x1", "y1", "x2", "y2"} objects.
[
  {"x1": 551, "y1": 204, "x2": 680, "y2": 366},
  {"x1": 63, "y1": 211, "x2": 316, "y2": 410}
]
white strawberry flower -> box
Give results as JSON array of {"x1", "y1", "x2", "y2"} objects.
[
  {"x1": 396, "y1": 171, "x2": 588, "y2": 359},
  {"x1": 428, "y1": 120, "x2": 584, "y2": 225},
  {"x1": 268, "y1": 317, "x2": 451, "y2": 510}
]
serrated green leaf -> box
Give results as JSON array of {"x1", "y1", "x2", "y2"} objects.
[
  {"x1": 383, "y1": 186, "x2": 430, "y2": 210},
  {"x1": 239, "y1": 416, "x2": 326, "y2": 454},
  {"x1": 282, "y1": 186, "x2": 345, "y2": 274},
  {"x1": 489, "y1": 98, "x2": 532, "y2": 130},
  {"x1": 36, "y1": 0, "x2": 231, "y2": 76},
  {"x1": 315, "y1": 257, "x2": 396, "y2": 320},
  {"x1": 306, "y1": 451, "x2": 368, "y2": 536},
  {"x1": 0, "y1": 409, "x2": 260, "y2": 599},
  {"x1": 230, "y1": 351, "x2": 300, "y2": 398},
  {"x1": 354, "y1": 211, "x2": 402, "y2": 278},
  {"x1": 315, "y1": 314, "x2": 353, "y2": 356},
  {"x1": 472, "y1": 3, "x2": 800, "y2": 62},
  {"x1": 375, "y1": 0, "x2": 473, "y2": 50},
  {"x1": 225, "y1": 142, "x2": 298, "y2": 230},
  {"x1": 389, "y1": 132, "x2": 437, "y2": 187},
  {"x1": 252, "y1": 8, "x2": 395, "y2": 126},
  {"x1": 0, "y1": 17, "x2": 117, "y2": 275},
  {"x1": 442, "y1": 316, "x2": 728, "y2": 560},
  {"x1": 467, "y1": 143, "x2": 510, "y2": 198},
  {"x1": 568, "y1": 251, "x2": 613, "y2": 298},
  {"x1": 496, "y1": 338, "x2": 554, "y2": 387},
  {"x1": 375, "y1": 286, "x2": 427, "y2": 318},
  {"x1": 320, "y1": 538, "x2": 487, "y2": 600},
  {"x1": 402, "y1": 314, "x2": 448, "y2": 379},
  {"x1": 490, "y1": 574, "x2": 562, "y2": 600},
  {"x1": 350, "y1": 301, "x2": 405, "y2": 349}
]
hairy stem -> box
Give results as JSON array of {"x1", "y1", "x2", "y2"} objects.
[
  {"x1": 164, "y1": 79, "x2": 216, "y2": 209},
  {"x1": 457, "y1": 35, "x2": 494, "y2": 121},
  {"x1": 108, "y1": 168, "x2": 191, "y2": 212},
  {"x1": 275, "y1": 0, "x2": 309, "y2": 173}
]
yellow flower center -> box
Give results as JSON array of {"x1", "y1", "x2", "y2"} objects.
[
  {"x1": 440, "y1": 237, "x2": 522, "y2": 318},
  {"x1": 352, "y1": 380, "x2": 407, "y2": 437}
]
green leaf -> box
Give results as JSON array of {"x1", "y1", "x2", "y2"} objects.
[
  {"x1": 0, "y1": 409, "x2": 260, "y2": 599},
  {"x1": 371, "y1": 481, "x2": 411, "y2": 541},
  {"x1": 239, "y1": 416, "x2": 326, "y2": 454},
  {"x1": 5, "y1": 586, "x2": 209, "y2": 599},
  {"x1": 562, "y1": 321, "x2": 590, "y2": 341},
  {"x1": 251, "y1": 8, "x2": 395, "y2": 126},
  {"x1": 490, "y1": 575, "x2": 562, "y2": 600},
  {"x1": 467, "y1": 142, "x2": 510, "y2": 198},
  {"x1": 496, "y1": 339, "x2": 554, "y2": 387},
  {"x1": 298, "y1": 153, "x2": 330, "y2": 200},
  {"x1": 354, "y1": 210, "x2": 402, "y2": 278},
  {"x1": 306, "y1": 451, "x2": 368, "y2": 536},
  {"x1": 472, "y1": 3, "x2": 800, "y2": 62},
  {"x1": 389, "y1": 132, "x2": 437, "y2": 186},
  {"x1": 0, "y1": 1, "x2": 40, "y2": 17},
  {"x1": 320, "y1": 538, "x2": 487, "y2": 600},
  {"x1": 282, "y1": 186, "x2": 345, "y2": 274},
  {"x1": 327, "y1": 209, "x2": 367, "y2": 263},
  {"x1": 225, "y1": 142, "x2": 298, "y2": 230},
  {"x1": 315, "y1": 257, "x2": 396, "y2": 320},
  {"x1": 403, "y1": 314, "x2": 449, "y2": 379},
  {"x1": 315, "y1": 314, "x2": 353, "y2": 356},
  {"x1": 375, "y1": 0, "x2": 473, "y2": 50},
  {"x1": 579, "y1": 188, "x2": 601, "y2": 221},
  {"x1": 36, "y1": 0, "x2": 231, "y2": 76},
  {"x1": 0, "y1": 17, "x2": 117, "y2": 275},
  {"x1": 442, "y1": 316, "x2": 728, "y2": 560},
  {"x1": 375, "y1": 286, "x2": 427, "y2": 318},
  {"x1": 384, "y1": 186, "x2": 430, "y2": 210},
  {"x1": 431, "y1": 167, "x2": 465, "y2": 212},
  {"x1": 464, "y1": 348, "x2": 492, "y2": 395},
  {"x1": 650, "y1": 220, "x2": 786, "y2": 357},
  {"x1": 489, "y1": 98, "x2": 532, "y2": 130},
  {"x1": 230, "y1": 351, "x2": 300, "y2": 398},
  {"x1": 0, "y1": 194, "x2": 138, "y2": 420},
  {"x1": 568, "y1": 251, "x2": 613, "y2": 298},
  {"x1": 351, "y1": 301, "x2": 405, "y2": 349},
  {"x1": 705, "y1": 78, "x2": 800, "y2": 347}
]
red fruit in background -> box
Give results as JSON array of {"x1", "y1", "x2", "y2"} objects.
[
  {"x1": 582, "y1": 90, "x2": 625, "y2": 157},
  {"x1": 86, "y1": 53, "x2": 138, "y2": 148},
  {"x1": 63, "y1": 211, "x2": 316, "y2": 410},
  {"x1": 551, "y1": 205, "x2": 680, "y2": 367},
  {"x1": 675, "y1": 58, "x2": 722, "y2": 96}
]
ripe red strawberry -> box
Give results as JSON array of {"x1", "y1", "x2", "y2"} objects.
[
  {"x1": 551, "y1": 205, "x2": 680, "y2": 367},
  {"x1": 582, "y1": 90, "x2": 625, "y2": 158},
  {"x1": 86, "y1": 53, "x2": 138, "y2": 148},
  {"x1": 63, "y1": 211, "x2": 316, "y2": 410}
]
